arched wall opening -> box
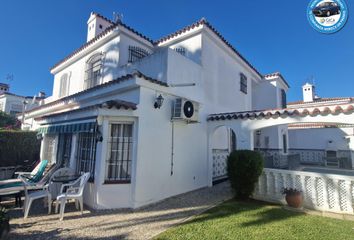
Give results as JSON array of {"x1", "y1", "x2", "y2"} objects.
[{"x1": 210, "y1": 125, "x2": 237, "y2": 182}]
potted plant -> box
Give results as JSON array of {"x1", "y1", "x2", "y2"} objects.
[
  {"x1": 0, "y1": 206, "x2": 9, "y2": 240},
  {"x1": 282, "y1": 188, "x2": 303, "y2": 208}
]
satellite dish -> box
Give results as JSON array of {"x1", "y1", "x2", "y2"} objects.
[{"x1": 183, "y1": 101, "x2": 194, "y2": 118}]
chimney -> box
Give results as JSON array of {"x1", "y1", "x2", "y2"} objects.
[
  {"x1": 302, "y1": 83, "x2": 315, "y2": 102},
  {"x1": 0, "y1": 83, "x2": 9, "y2": 94},
  {"x1": 38, "y1": 91, "x2": 46, "y2": 98},
  {"x1": 87, "y1": 12, "x2": 114, "y2": 42}
]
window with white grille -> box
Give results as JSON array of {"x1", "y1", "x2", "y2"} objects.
[
  {"x1": 59, "y1": 73, "x2": 69, "y2": 97},
  {"x1": 128, "y1": 46, "x2": 149, "y2": 63},
  {"x1": 240, "y1": 73, "x2": 247, "y2": 94},
  {"x1": 84, "y1": 53, "x2": 102, "y2": 90},
  {"x1": 105, "y1": 123, "x2": 133, "y2": 183}
]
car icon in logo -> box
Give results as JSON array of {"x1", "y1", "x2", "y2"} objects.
[{"x1": 312, "y1": 1, "x2": 341, "y2": 17}]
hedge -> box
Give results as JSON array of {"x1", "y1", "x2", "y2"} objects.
[
  {"x1": 227, "y1": 150, "x2": 264, "y2": 199},
  {"x1": 0, "y1": 130, "x2": 40, "y2": 167}
]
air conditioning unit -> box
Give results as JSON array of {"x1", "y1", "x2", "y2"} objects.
[{"x1": 172, "y1": 98, "x2": 199, "y2": 123}]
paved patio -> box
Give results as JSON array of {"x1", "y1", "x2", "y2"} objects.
[{"x1": 7, "y1": 181, "x2": 232, "y2": 240}]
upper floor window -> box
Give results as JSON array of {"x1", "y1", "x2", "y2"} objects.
[
  {"x1": 128, "y1": 46, "x2": 149, "y2": 63},
  {"x1": 281, "y1": 89, "x2": 287, "y2": 108},
  {"x1": 59, "y1": 73, "x2": 69, "y2": 97},
  {"x1": 240, "y1": 73, "x2": 247, "y2": 94},
  {"x1": 174, "y1": 47, "x2": 186, "y2": 56},
  {"x1": 84, "y1": 53, "x2": 102, "y2": 90}
]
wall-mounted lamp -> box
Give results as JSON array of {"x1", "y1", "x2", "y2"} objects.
[
  {"x1": 256, "y1": 130, "x2": 262, "y2": 136},
  {"x1": 96, "y1": 116, "x2": 103, "y2": 126},
  {"x1": 36, "y1": 133, "x2": 43, "y2": 141},
  {"x1": 154, "y1": 94, "x2": 164, "y2": 109}
]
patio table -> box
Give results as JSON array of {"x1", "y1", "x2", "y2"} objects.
[
  {"x1": 50, "y1": 175, "x2": 81, "y2": 199},
  {"x1": 51, "y1": 175, "x2": 81, "y2": 184}
]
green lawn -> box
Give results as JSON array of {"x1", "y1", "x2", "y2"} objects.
[{"x1": 155, "y1": 200, "x2": 354, "y2": 240}]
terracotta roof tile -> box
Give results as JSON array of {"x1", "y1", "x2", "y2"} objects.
[
  {"x1": 35, "y1": 99, "x2": 137, "y2": 120},
  {"x1": 288, "y1": 97, "x2": 354, "y2": 106},
  {"x1": 264, "y1": 72, "x2": 290, "y2": 88},
  {"x1": 52, "y1": 15, "x2": 263, "y2": 79},
  {"x1": 207, "y1": 103, "x2": 354, "y2": 121}
]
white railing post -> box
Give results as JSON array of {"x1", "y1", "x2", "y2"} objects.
[
  {"x1": 322, "y1": 178, "x2": 329, "y2": 211},
  {"x1": 345, "y1": 180, "x2": 354, "y2": 213}
]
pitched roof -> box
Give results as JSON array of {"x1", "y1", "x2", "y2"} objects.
[
  {"x1": 156, "y1": 18, "x2": 262, "y2": 78},
  {"x1": 207, "y1": 104, "x2": 354, "y2": 121},
  {"x1": 50, "y1": 13, "x2": 154, "y2": 71},
  {"x1": 35, "y1": 100, "x2": 137, "y2": 120},
  {"x1": 51, "y1": 15, "x2": 263, "y2": 79},
  {"x1": 264, "y1": 72, "x2": 290, "y2": 88},
  {"x1": 25, "y1": 71, "x2": 167, "y2": 114},
  {"x1": 288, "y1": 97, "x2": 354, "y2": 106}
]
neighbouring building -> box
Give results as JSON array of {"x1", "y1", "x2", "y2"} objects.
[
  {"x1": 0, "y1": 83, "x2": 45, "y2": 120},
  {"x1": 287, "y1": 83, "x2": 354, "y2": 168},
  {"x1": 22, "y1": 12, "x2": 354, "y2": 209}
]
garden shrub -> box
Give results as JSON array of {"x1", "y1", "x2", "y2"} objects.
[
  {"x1": 227, "y1": 150, "x2": 263, "y2": 199},
  {"x1": 0, "y1": 130, "x2": 40, "y2": 167}
]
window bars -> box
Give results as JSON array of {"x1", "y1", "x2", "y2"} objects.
[
  {"x1": 128, "y1": 46, "x2": 149, "y2": 63},
  {"x1": 240, "y1": 73, "x2": 247, "y2": 94},
  {"x1": 105, "y1": 123, "x2": 133, "y2": 183},
  {"x1": 174, "y1": 47, "x2": 186, "y2": 56},
  {"x1": 84, "y1": 54, "x2": 102, "y2": 90},
  {"x1": 76, "y1": 131, "x2": 98, "y2": 181}
]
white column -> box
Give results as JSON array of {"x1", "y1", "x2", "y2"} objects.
[{"x1": 69, "y1": 134, "x2": 77, "y2": 170}]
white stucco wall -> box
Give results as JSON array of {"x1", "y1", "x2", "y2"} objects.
[
  {"x1": 289, "y1": 127, "x2": 354, "y2": 150},
  {"x1": 132, "y1": 87, "x2": 208, "y2": 208}
]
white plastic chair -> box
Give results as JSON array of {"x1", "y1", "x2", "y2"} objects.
[
  {"x1": 55, "y1": 172, "x2": 90, "y2": 220},
  {"x1": 19, "y1": 176, "x2": 52, "y2": 219},
  {"x1": 20, "y1": 167, "x2": 75, "y2": 219}
]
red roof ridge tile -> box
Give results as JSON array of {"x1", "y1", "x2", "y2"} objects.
[{"x1": 288, "y1": 97, "x2": 354, "y2": 106}]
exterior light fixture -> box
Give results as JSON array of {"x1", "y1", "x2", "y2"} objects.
[
  {"x1": 36, "y1": 133, "x2": 43, "y2": 141},
  {"x1": 154, "y1": 94, "x2": 164, "y2": 109},
  {"x1": 256, "y1": 130, "x2": 262, "y2": 136}
]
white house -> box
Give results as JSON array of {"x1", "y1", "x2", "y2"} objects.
[
  {"x1": 22, "y1": 12, "x2": 354, "y2": 210},
  {"x1": 287, "y1": 83, "x2": 354, "y2": 167},
  {"x1": 21, "y1": 12, "x2": 291, "y2": 209},
  {"x1": 0, "y1": 83, "x2": 45, "y2": 118}
]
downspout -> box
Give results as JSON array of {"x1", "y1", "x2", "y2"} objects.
[{"x1": 171, "y1": 121, "x2": 174, "y2": 176}]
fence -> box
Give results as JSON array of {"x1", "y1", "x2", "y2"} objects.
[
  {"x1": 0, "y1": 166, "x2": 15, "y2": 180},
  {"x1": 259, "y1": 149, "x2": 353, "y2": 169},
  {"x1": 212, "y1": 149, "x2": 229, "y2": 181},
  {"x1": 253, "y1": 168, "x2": 354, "y2": 214}
]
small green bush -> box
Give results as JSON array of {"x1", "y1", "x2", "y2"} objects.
[
  {"x1": 0, "y1": 130, "x2": 40, "y2": 167},
  {"x1": 227, "y1": 150, "x2": 263, "y2": 199}
]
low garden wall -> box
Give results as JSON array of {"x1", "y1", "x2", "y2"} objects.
[{"x1": 253, "y1": 168, "x2": 354, "y2": 215}]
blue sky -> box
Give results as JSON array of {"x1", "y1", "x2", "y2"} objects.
[{"x1": 0, "y1": 0, "x2": 353, "y2": 102}]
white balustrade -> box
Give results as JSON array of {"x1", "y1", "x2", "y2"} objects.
[{"x1": 253, "y1": 168, "x2": 354, "y2": 214}]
